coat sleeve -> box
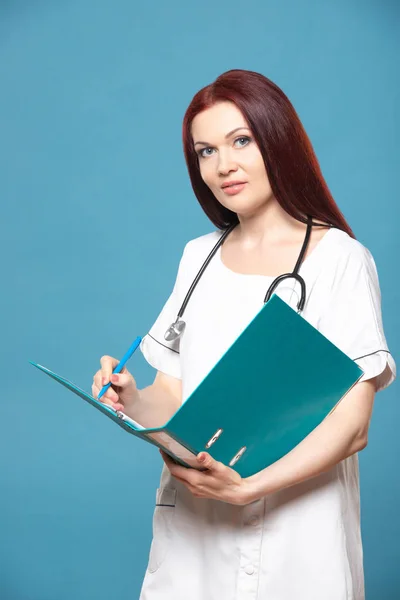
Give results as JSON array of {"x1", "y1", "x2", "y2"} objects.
[
  {"x1": 139, "y1": 243, "x2": 189, "y2": 380},
  {"x1": 317, "y1": 245, "x2": 396, "y2": 393}
]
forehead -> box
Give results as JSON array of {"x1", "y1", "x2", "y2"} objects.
[{"x1": 191, "y1": 101, "x2": 248, "y2": 141}]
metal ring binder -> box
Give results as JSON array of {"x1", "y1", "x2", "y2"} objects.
[
  {"x1": 229, "y1": 446, "x2": 247, "y2": 466},
  {"x1": 205, "y1": 428, "x2": 223, "y2": 448}
]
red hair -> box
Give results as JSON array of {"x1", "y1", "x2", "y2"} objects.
[{"x1": 182, "y1": 69, "x2": 355, "y2": 238}]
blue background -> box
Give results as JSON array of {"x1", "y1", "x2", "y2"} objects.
[{"x1": 1, "y1": 1, "x2": 398, "y2": 598}]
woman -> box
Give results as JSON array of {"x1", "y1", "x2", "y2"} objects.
[{"x1": 92, "y1": 69, "x2": 396, "y2": 600}]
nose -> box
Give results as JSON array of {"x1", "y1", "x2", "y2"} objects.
[{"x1": 217, "y1": 149, "x2": 238, "y2": 176}]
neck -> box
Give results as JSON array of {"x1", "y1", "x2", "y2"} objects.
[{"x1": 235, "y1": 197, "x2": 306, "y2": 245}]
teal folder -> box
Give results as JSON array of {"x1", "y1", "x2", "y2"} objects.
[{"x1": 30, "y1": 294, "x2": 363, "y2": 478}]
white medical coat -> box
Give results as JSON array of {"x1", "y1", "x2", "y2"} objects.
[{"x1": 139, "y1": 227, "x2": 396, "y2": 600}]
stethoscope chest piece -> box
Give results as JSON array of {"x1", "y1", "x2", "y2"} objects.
[{"x1": 164, "y1": 319, "x2": 186, "y2": 342}]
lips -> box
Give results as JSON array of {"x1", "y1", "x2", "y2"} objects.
[
  {"x1": 221, "y1": 182, "x2": 247, "y2": 196},
  {"x1": 221, "y1": 181, "x2": 247, "y2": 189}
]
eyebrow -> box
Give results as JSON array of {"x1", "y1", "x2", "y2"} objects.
[{"x1": 193, "y1": 127, "x2": 250, "y2": 147}]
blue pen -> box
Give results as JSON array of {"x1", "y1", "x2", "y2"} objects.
[{"x1": 97, "y1": 335, "x2": 142, "y2": 400}]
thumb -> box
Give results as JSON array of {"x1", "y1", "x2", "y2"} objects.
[
  {"x1": 196, "y1": 452, "x2": 218, "y2": 470},
  {"x1": 110, "y1": 372, "x2": 136, "y2": 389}
]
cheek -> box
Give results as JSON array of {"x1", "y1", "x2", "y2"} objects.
[
  {"x1": 199, "y1": 162, "x2": 216, "y2": 188},
  {"x1": 258, "y1": 168, "x2": 271, "y2": 190},
  {"x1": 250, "y1": 155, "x2": 271, "y2": 188}
]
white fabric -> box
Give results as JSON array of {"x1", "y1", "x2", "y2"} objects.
[{"x1": 139, "y1": 227, "x2": 396, "y2": 600}]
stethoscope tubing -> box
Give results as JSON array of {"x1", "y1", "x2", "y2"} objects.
[{"x1": 165, "y1": 216, "x2": 330, "y2": 342}]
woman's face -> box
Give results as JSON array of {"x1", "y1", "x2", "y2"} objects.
[{"x1": 191, "y1": 101, "x2": 273, "y2": 217}]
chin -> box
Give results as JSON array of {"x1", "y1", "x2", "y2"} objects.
[{"x1": 219, "y1": 197, "x2": 267, "y2": 217}]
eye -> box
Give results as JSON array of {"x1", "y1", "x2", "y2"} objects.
[
  {"x1": 196, "y1": 135, "x2": 252, "y2": 159},
  {"x1": 198, "y1": 147, "x2": 215, "y2": 159},
  {"x1": 234, "y1": 136, "x2": 251, "y2": 148}
]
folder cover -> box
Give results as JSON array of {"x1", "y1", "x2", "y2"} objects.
[{"x1": 30, "y1": 294, "x2": 363, "y2": 478}]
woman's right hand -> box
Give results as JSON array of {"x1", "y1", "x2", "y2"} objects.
[{"x1": 92, "y1": 355, "x2": 141, "y2": 414}]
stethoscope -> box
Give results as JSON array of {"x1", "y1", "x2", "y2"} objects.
[{"x1": 164, "y1": 216, "x2": 328, "y2": 342}]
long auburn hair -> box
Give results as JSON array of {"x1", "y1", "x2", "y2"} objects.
[{"x1": 182, "y1": 69, "x2": 355, "y2": 238}]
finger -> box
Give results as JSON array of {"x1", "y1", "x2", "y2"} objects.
[
  {"x1": 171, "y1": 476, "x2": 198, "y2": 496},
  {"x1": 109, "y1": 373, "x2": 136, "y2": 389},
  {"x1": 92, "y1": 380, "x2": 121, "y2": 406},
  {"x1": 160, "y1": 451, "x2": 203, "y2": 486},
  {"x1": 160, "y1": 450, "x2": 189, "y2": 476},
  {"x1": 102, "y1": 388, "x2": 120, "y2": 404},
  {"x1": 196, "y1": 452, "x2": 223, "y2": 473},
  {"x1": 92, "y1": 376, "x2": 118, "y2": 401},
  {"x1": 99, "y1": 355, "x2": 119, "y2": 385},
  {"x1": 165, "y1": 470, "x2": 207, "y2": 498},
  {"x1": 93, "y1": 375, "x2": 124, "y2": 401},
  {"x1": 99, "y1": 394, "x2": 123, "y2": 411},
  {"x1": 93, "y1": 370, "x2": 105, "y2": 390}
]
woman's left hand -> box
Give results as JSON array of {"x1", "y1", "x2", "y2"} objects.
[{"x1": 160, "y1": 450, "x2": 254, "y2": 506}]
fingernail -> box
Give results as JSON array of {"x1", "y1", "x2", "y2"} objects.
[
  {"x1": 198, "y1": 453, "x2": 206, "y2": 463},
  {"x1": 111, "y1": 375, "x2": 119, "y2": 383},
  {"x1": 102, "y1": 377, "x2": 107, "y2": 385}
]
